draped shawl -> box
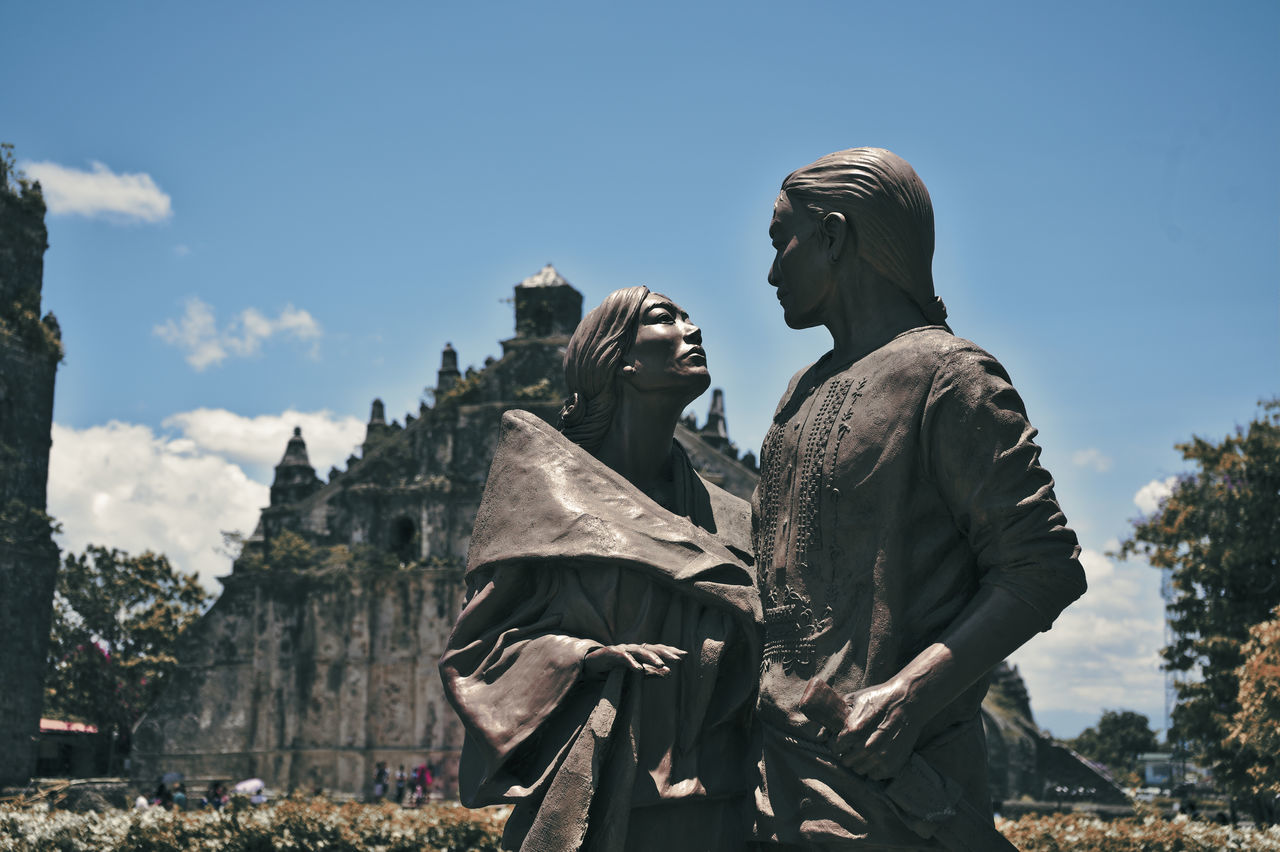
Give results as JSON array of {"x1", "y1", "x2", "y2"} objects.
[{"x1": 440, "y1": 410, "x2": 761, "y2": 852}]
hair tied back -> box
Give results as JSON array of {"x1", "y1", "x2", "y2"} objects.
[{"x1": 559, "y1": 392, "x2": 586, "y2": 429}]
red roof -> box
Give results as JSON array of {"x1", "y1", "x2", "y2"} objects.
[{"x1": 40, "y1": 718, "x2": 98, "y2": 734}]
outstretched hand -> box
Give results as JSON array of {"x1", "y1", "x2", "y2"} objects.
[
  {"x1": 584, "y1": 643, "x2": 686, "y2": 678},
  {"x1": 824, "y1": 678, "x2": 921, "y2": 781}
]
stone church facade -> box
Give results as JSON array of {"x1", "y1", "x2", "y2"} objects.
[{"x1": 132, "y1": 265, "x2": 1120, "y2": 805}]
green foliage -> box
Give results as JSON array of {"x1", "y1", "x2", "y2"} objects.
[
  {"x1": 1, "y1": 142, "x2": 61, "y2": 362},
  {"x1": 0, "y1": 799, "x2": 507, "y2": 851},
  {"x1": 0, "y1": 500, "x2": 60, "y2": 549},
  {"x1": 1, "y1": 142, "x2": 30, "y2": 195},
  {"x1": 0, "y1": 302, "x2": 64, "y2": 362},
  {"x1": 1069, "y1": 711, "x2": 1160, "y2": 784},
  {"x1": 435, "y1": 370, "x2": 486, "y2": 405},
  {"x1": 513, "y1": 378, "x2": 558, "y2": 402},
  {"x1": 997, "y1": 812, "x2": 1280, "y2": 851},
  {"x1": 1116, "y1": 398, "x2": 1280, "y2": 811},
  {"x1": 44, "y1": 547, "x2": 212, "y2": 747},
  {"x1": 1226, "y1": 605, "x2": 1280, "y2": 799},
  {"x1": 7, "y1": 802, "x2": 1280, "y2": 851},
  {"x1": 264, "y1": 530, "x2": 318, "y2": 573}
]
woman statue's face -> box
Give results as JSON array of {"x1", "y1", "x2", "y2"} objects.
[{"x1": 621, "y1": 292, "x2": 710, "y2": 400}]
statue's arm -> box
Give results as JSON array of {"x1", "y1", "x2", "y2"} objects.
[
  {"x1": 826, "y1": 346, "x2": 1086, "y2": 779},
  {"x1": 828, "y1": 584, "x2": 1045, "y2": 779}
]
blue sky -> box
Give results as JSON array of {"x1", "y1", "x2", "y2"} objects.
[{"x1": 5, "y1": 1, "x2": 1277, "y2": 738}]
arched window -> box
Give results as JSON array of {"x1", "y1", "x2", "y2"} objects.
[{"x1": 391, "y1": 516, "x2": 418, "y2": 565}]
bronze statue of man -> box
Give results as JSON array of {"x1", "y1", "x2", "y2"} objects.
[{"x1": 750, "y1": 148, "x2": 1087, "y2": 850}]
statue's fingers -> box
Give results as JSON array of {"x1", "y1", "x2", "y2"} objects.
[
  {"x1": 832, "y1": 722, "x2": 864, "y2": 757},
  {"x1": 650, "y1": 644, "x2": 686, "y2": 660},
  {"x1": 859, "y1": 731, "x2": 904, "y2": 779},
  {"x1": 633, "y1": 647, "x2": 666, "y2": 667},
  {"x1": 620, "y1": 651, "x2": 644, "y2": 671}
]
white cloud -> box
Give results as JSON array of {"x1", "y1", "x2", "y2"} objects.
[
  {"x1": 154, "y1": 297, "x2": 323, "y2": 370},
  {"x1": 162, "y1": 408, "x2": 364, "y2": 473},
  {"x1": 48, "y1": 422, "x2": 266, "y2": 590},
  {"x1": 1009, "y1": 546, "x2": 1167, "y2": 735},
  {"x1": 47, "y1": 410, "x2": 364, "y2": 591},
  {"x1": 21, "y1": 160, "x2": 172, "y2": 223},
  {"x1": 1134, "y1": 475, "x2": 1178, "y2": 515},
  {"x1": 1071, "y1": 447, "x2": 1113, "y2": 473},
  {"x1": 154, "y1": 298, "x2": 224, "y2": 369},
  {"x1": 173, "y1": 244, "x2": 190, "y2": 257}
]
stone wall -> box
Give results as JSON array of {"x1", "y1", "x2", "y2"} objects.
[
  {"x1": 0, "y1": 155, "x2": 61, "y2": 787},
  {"x1": 132, "y1": 567, "x2": 466, "y2": 795}
]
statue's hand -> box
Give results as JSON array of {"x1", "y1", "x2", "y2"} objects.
[
  {"x1": 583, "y1": 643, "x2": 686, "y2": 679},
  {"x1": 826, "y1": 677, "x2": 920, "y2": 781}
]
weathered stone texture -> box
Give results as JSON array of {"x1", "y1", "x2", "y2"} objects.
[
  {"x1": 133, "y1": 569, "x2": 466, "y2": 793},
  {"x1": 0, "y1": 159, "x2": 61, "y2": 787}
]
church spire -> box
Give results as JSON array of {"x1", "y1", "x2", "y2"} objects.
[
  {"x1": 270, "y1": 427, "x2": 322, "y2": 506},
  {"x1": 698, "y1": 388, "x2": 731, "y2": 451},
  {"x1": 437, "y1": 342, "x2": 461, "y2": 393}
]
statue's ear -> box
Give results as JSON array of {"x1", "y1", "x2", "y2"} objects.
[{"x1": 821, "y1": 212, "x2": 853, "y2": 262}]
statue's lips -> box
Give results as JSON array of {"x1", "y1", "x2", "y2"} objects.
[{"x1": 682, "y1": 348, "x2": 707, "y2": 365}]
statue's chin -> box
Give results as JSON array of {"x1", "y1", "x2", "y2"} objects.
[{"x1": 784, "y1": 312, "x2": 822, "y2": 331}]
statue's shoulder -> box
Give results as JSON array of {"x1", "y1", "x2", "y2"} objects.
[
  {"x1": 695, "y1": 474, "x2": 753, "y2": 560},
  {"x1": 496, "y1": 408, "x2": 573, "y2": 451},
  {"x1": 881, "y1": 326, "x2": 1008, "y2": 381},
  {"x1": 770, "y1": 358, "x2": 825, "y2": 419},
  {"x1": 500, "y1": 408, "x2": 552, "y2": 431}
]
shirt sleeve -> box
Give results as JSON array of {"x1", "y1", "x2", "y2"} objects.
[{"x1": 920, "y1": 345, "x2": 1087, "y2": 628}]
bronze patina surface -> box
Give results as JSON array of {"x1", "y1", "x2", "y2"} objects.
[
  {"x1": 441, "y1": 288, "x2": 760, "y2": 851},
  {"x1": 752, "y1": 148, "x2": 1087, "y2": 850}
]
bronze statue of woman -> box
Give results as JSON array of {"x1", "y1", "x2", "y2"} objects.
[{"x1": 440, "y1": 286, "x2": 761, "y2": 852}]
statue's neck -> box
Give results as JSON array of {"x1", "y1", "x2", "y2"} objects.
[
  {"x1": 594, "y1": 390, "x2": 684, "y2": 502},
  {"x1": 825, "y1": 274, "x2": 932, "y2": 365}
]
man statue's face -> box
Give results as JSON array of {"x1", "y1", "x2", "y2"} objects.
[{"x1": 769, "y1": 191, "x2": 837, "y2": 330}]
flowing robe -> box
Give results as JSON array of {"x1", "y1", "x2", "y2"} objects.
[
  {"x1": 752, "y1": 327, "x2": 1088, "y2": 849},
  {"x1": 440, "y1": 410, "x2": 762, "y2": 852}
]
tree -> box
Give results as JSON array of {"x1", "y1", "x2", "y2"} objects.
[
  {"x1": 44, "y1": 547, "x2": 212, "y2": 768},
  {"x1": 1069, "y1": 710, "x2": 1160, "y2": 783},
  {"x1": 1116, "y1": 398, "x2": 1280, "y2": 816},
  {"x1": 1227, "y1": 605, "x2": 1280, "y2": 799}
]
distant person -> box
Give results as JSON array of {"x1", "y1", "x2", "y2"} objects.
[
  {"x1": 208, "y1": 781, "x2": 227, "y2": 810},
  {"x1": 153, "y1": 782, "x2": 173, "y2": 809},
  {"x1": 395, "y1": 764, "x2": 407, "y2": 804},
  {"x1": 172, "y1": 783, "x2": 187, "y2": 811}
]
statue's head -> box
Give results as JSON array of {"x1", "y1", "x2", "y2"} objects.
[
  {"x1": 559, "y1": 286, "x2": 708, "y2": 451},
  {"x1": 779, "y1": 147, "x2": 945, "y2": 326},
  {"x1": 559, "y1": 286, "x2": 651, "y2": 450}
]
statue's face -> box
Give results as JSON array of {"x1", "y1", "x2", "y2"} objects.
[
  {"x1": 769, "y1": 191, "x2": 837, "y2": 330},
  {"x1": 621, "y1": 292, "x2": 710, "y2": 399}
]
